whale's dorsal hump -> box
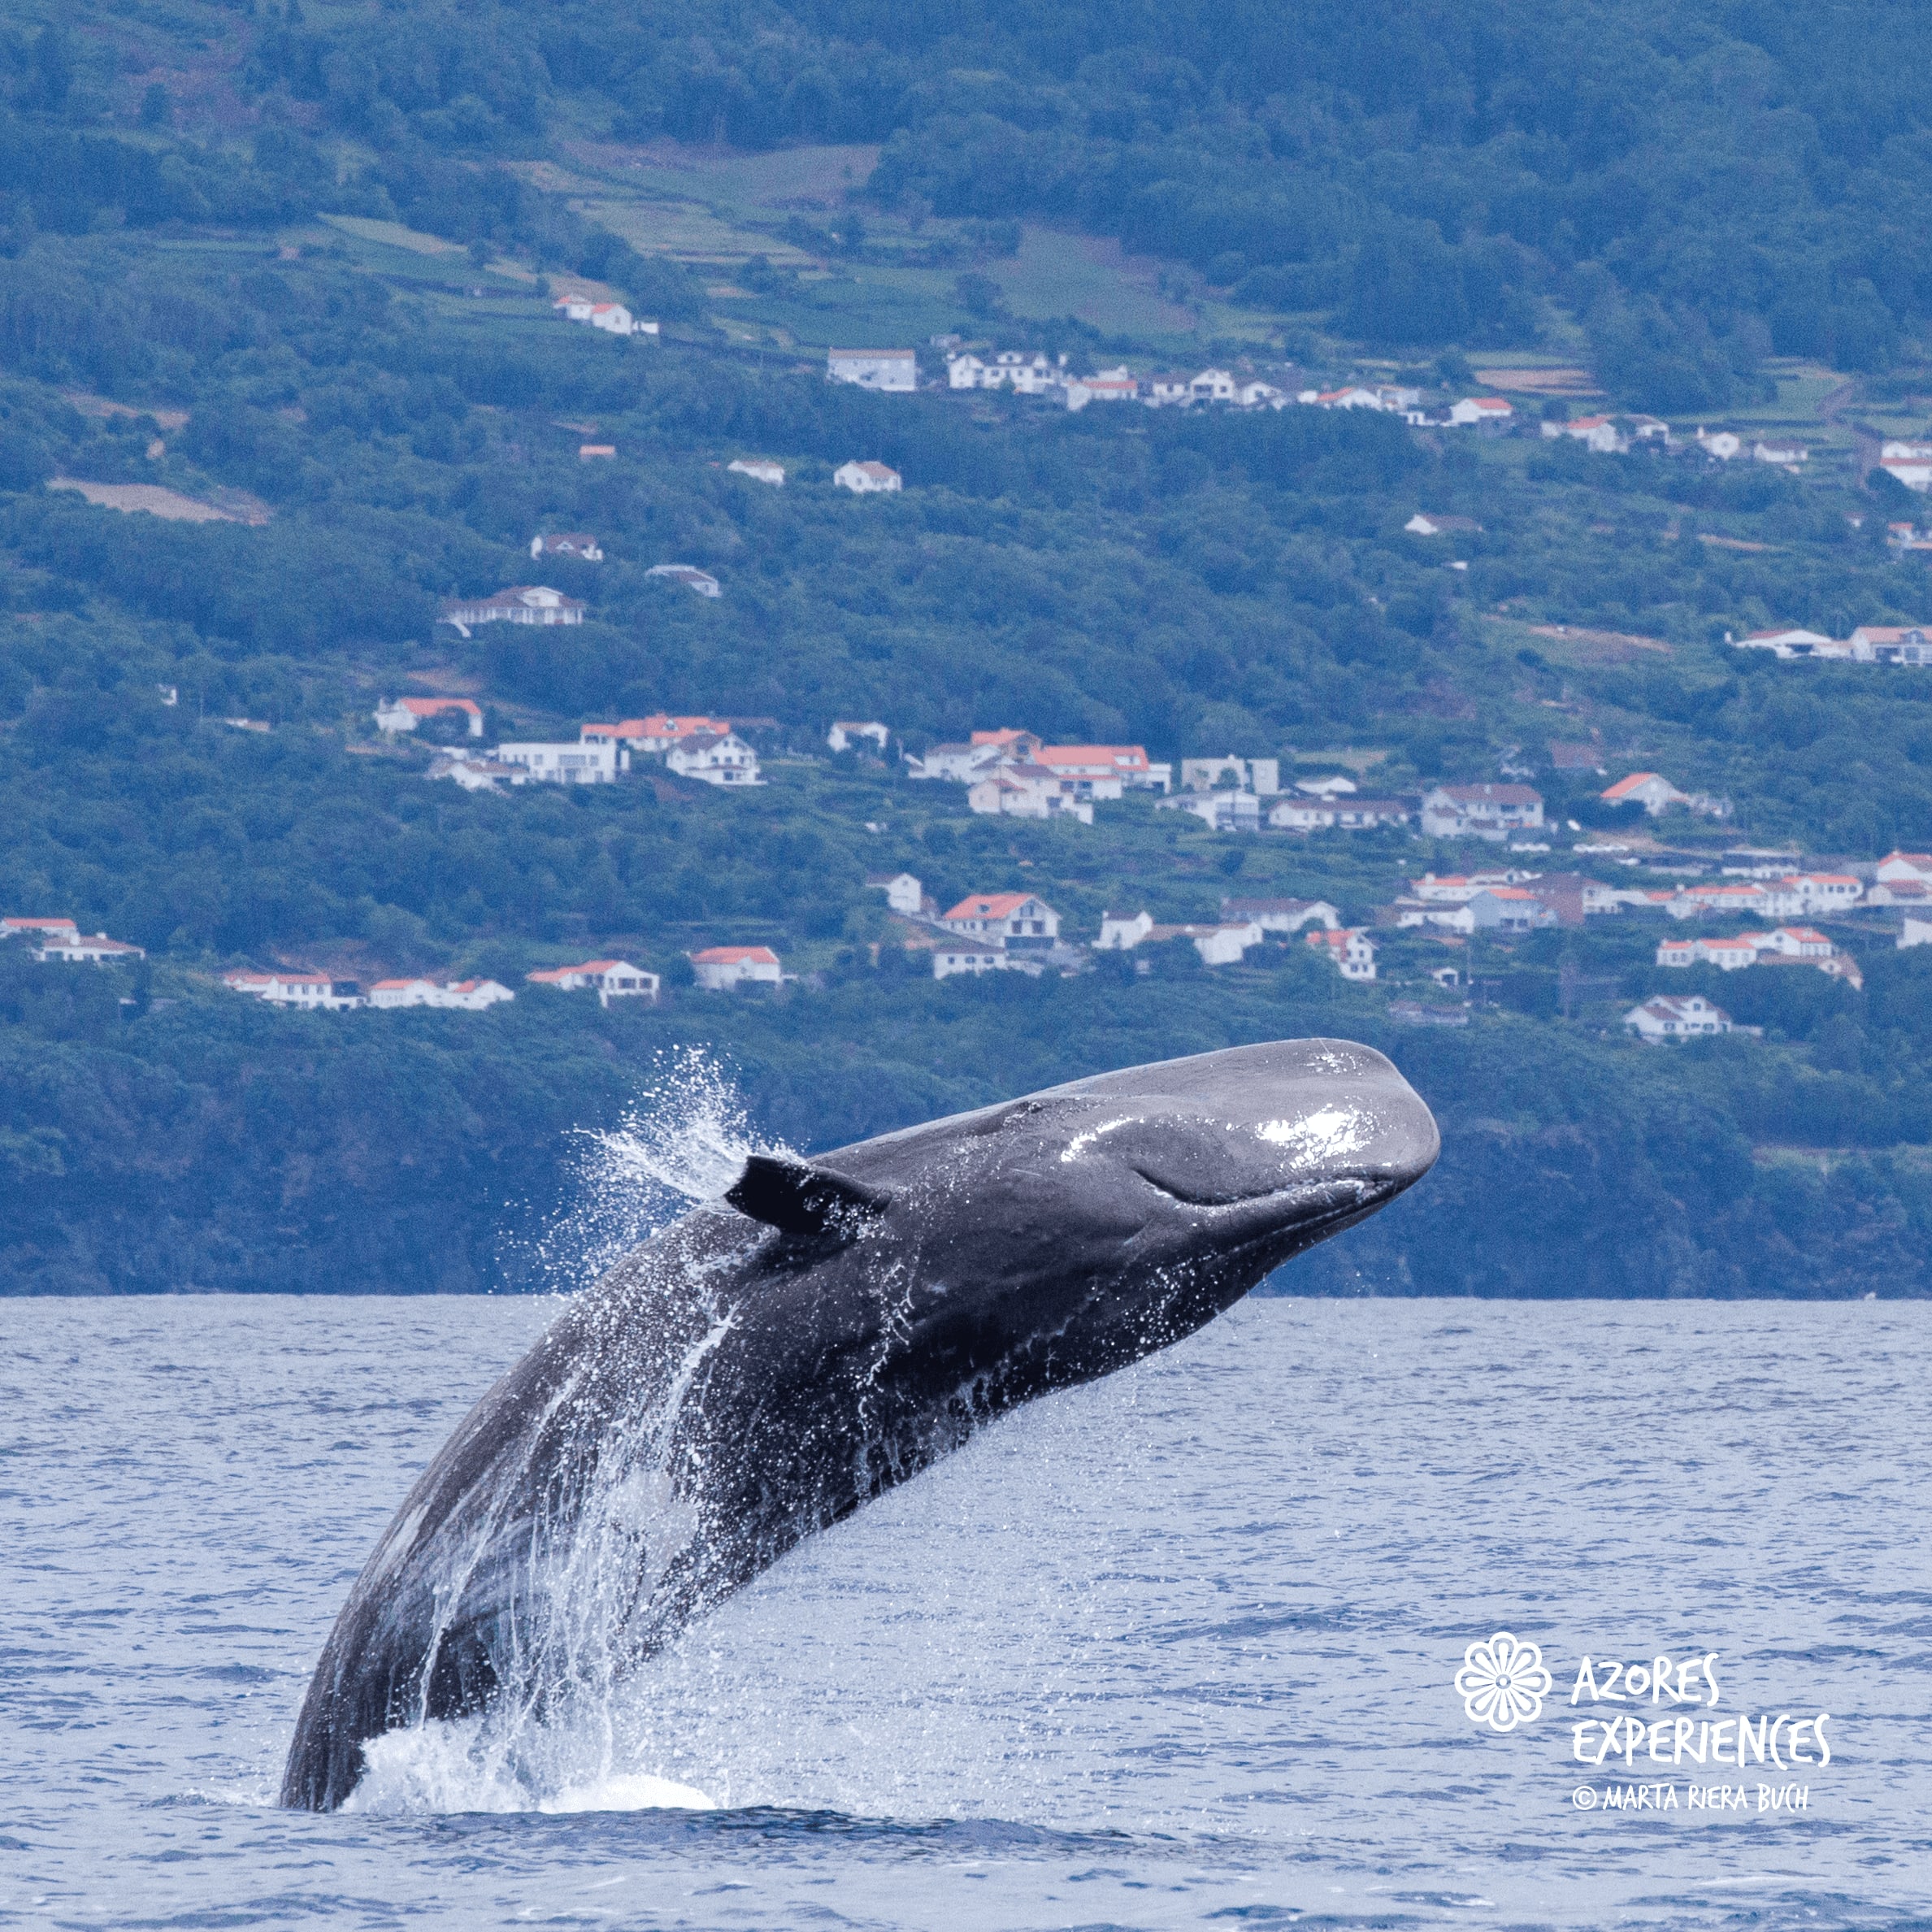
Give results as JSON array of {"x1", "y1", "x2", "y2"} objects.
[{"x1": 726, "y1": 1153, "x2": 889, "y2": 1238}]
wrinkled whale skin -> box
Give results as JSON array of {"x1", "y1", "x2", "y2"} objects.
[{"x1": 282, "y1": 1039, "x2": 1438, "y2": 1810}]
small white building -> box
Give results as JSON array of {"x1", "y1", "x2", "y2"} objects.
[
  {"x1": 375, "y1": 697, "x2": 484, "y2": 738},
  {"x1": 1448, "y1": 397, "x2": 1513, "y2": 428},
  {"x1": 933, "y1": 944, "x2": 1007, "y2": 979},
  {"x1": 1900, "y1": 916, "x2": 1932, "y2": 951},
  {"x1": 941, "y1": 892, "x2": 1059, "y2": 942},
  {"x1": 438, "y1": 586, "x2": 586, "y2": 636},
  {"x1": 1190, "y1": 368, "x2": 1237, "y2": 402},
  {"x1": 829, "y1": 721, "x2": 890, "y2": 753},
  {"x1": 727, "y1": 458, "x2": 785, "y2": 486},
  {"x1": 2, "y1": 917, "x2": 80, "y2": 945},
  {"x1": 866, "y1": 871, "x2": 926, "y2": 916},
  {"x1": 495, "y1": 741, "x2": 626, "y2": 784},
  {"x1": 689, "y1": 945, "x2": 782, "y2": 991},
  {"x1": 1157, "y1": 790, "x2": 1262, "y2": 832},
  {"x1": 665, "y1": 730, "x2": 760, "y2": 786},
  {"x1": 1542, "y1": 415, "x2": 1623, "y2": 453},
  {"x1": 1096, "y1": 909, "x2": 1154, "y2": 950},
  {"x1": 967, "y1": 762, "x2": 1092, "y2": 823},
  {"x1": 1625, "y1": 994, "x2": 1733, "y2": 1040},
  {"x1": 426, "y1": 753, "x2": 520, "y2": 791},
  {"x1": 1185, "y1": 919, "x2": 1262, "y2": 965},
  {"x1": 367, "y1": 977, "x2": 514, "y2": 1009},
  {"x1": 527, "y1": 960, "x2": 658, "y2": 1006},
  {"x1": 834, "y1": 460, "x2": 902, "y2": 493},
  {"x1": 1754, "y1": 441, "x2": 1808, "y2": 467},
  {"x1": 1269, "y1": 795, "x2": 1410, "y2": 831},
  {"x1": 553, "y1": 297, "x2": 650, "y2": 337},
  {"x1": 1734, "y1": 627, "x2": 1841, "y2": 659},
  {"x1": 1313, "y1": 387, "x2": 1385, "y2": 410},
  {"x1": 1420, "y1": 784, "x2": 1545, "y2": 841},
  {"x1": 1065, "y1": 367, "x2": 1140, "y2": 409},
  {"x1": 1181, "y1": 755, "x2": 1279, "y2": 795},
  {"x1": 1600, "y1": 771, "x2": 1689, "y2": 816},
  {"x1": 34, "y1": 931, "x2": 145, "y2": 963},
  {"x1": 1221, "y1": 897, "x2": 1339, "y2": 933},
  {"x1": 1305, "y1": 927, "x2": 1378, "y2": 981},
  {"x1": 646, "y1": 563, "x2": 722, "y2": 597},
  {"x1": 827, "y1": 349, "x2": 917, "y2": 392},
  {"x1": 222, "y1": 970, "x2": 363, "y2": 1009},
  {"x1": 1696, "y1": 428, "x2": 1743, "y2": 461},
  {"x1": 530, "y1": 532, "x2": 602, "y2": 562}
]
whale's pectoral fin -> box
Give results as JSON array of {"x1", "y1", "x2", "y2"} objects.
[{"x1": 727, "y1": 1155, "x2": 890, "y2": 1237}]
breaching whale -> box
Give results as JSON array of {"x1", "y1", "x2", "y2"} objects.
[{"x1": 282, "y1": 1039, "x2": 1437, "y2": 1811}]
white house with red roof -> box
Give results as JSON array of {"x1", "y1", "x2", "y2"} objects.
[
  {"x1": 1065, "y1": 367, "x2": 1140, "y2": 410},
  {"x1": 32, "y1": 929, "x2": 145, "y2": 963},
  {"x1": 1600, "y1": 771, "x2": 1690, "y2": 816},
  {"x1": 1031, "y1": 745, "x2": 1156, "y2": 801},
  {"x1": 967, "y1": 762, "x2": 1093, "y2": 823},
  {"x1": 1850, "y1": 626, "x2": 1932, "y2": 666},
  {"x1": 1878, "y1": 851, "x2": 1932, "y2": 887},
  {"x1": 3, "y1": 917, "x2": 79, "y2": 944},
  {"x1": 1420, "y1": 784, "x2": 1545, "y2": 840},
  {"x1": 375, "y1": 697, "x2": 484, "y2": 738},
  {"x1": 527, "y1": 960, "x2": 659, "y2": 1005},
  {"x1": 222, "y1": 969, "x2": 363, "y2": 1009},
  {"x1": 1312, "y1": 386, "x2": 1384, "y2": 410},
  {"x1": 583, "y1": 715, "x2": 731, "y2": 753},
  {"x1": 688, "y1": 946, "x2": 781, "y2": 991},
  {"x1": 554, "y1": 296, "x2": 651, "y2": 337},
  {"x1": 1465, "y1": 885, "x2": 1557, "y2": 932},
  {"x1": 1448, "y1": 397, "x2": 1513, "y2": 428},
  {"x1": 834, "y1": 459, "x2": 902, "y2": 493},
  {"x1": 437, "y1": 586, "x2": 586, "y2": 636},
  {"x1": 1305, "y1": 927, "x2": 1378, "y2": 981},
  {"x1": 940, "y1": 892, "x2": 1059, "y2": 942},
  {"x1": 1542, "y1": 415, "x2": 1624, "y2": 453}
]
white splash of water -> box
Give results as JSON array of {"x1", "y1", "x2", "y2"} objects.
[{"x1": 530, "y1": 1047, "x2": 783, "y2": 1296}]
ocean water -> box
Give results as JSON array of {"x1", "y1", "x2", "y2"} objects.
[{"x1": 4, "y1": 1293, "x2": 1930, "y2": 1931}]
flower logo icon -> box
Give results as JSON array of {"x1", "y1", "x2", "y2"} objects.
[{"x1": 1455, "y1": 1631, "x2": 1552, "y2": 1731}]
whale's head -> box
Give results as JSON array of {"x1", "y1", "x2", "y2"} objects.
[{"x1": 727, "y1": 1039, "x2": 1438, "y2": 1394}]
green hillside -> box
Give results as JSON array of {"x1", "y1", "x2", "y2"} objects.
[{"x1": 2, "y1": 0, "x2": 1931, "y2": 1296}]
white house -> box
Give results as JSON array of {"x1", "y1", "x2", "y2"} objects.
[
  {"x1": 834, "y1": 460, "x2": 902, "y2": 493},
  {"x1": 940, "y1": 892, "x2": 1059, "y2": 942},
  {"x1": 908, "y1": 739, "x2": 1018, "y2": 782},
  {"x1": 933, "y1": 943, "x2": 1008, "y2": 979},
  {"x1": 34, "y1": 930, "x2": 145, "y2": 963},
  {"x1": 967, "y1": 762, "x2": 1092, "y2": 823},
  {"x1": 1096, "y1": 909, "x2": 1154, "y2": 949},
  {"x1": 1269, "y1": 795, "x2": 1410, "y2": 831},
  {"x1": 582, "y1": 715, "x2": 731, "y2": 754},
  {"x1": 375, "y1": 697, "x2": 484, "y2": 738},
  {"x1": 1313, "y1": 387, "x2": 1384, "y2": 410},
  {"x1": 828, "y1": 720, "x2": 890, "y2": 753},
  {"x1": 527, "y1": 960, "x2": 658, "y2": 1005},
  {"x1": 1305, "y1": 927, "x2": 1378, "y2": 981},
  {"x1": 1181, "y1": 755, "x2": 1279, "y2": 795},
  {"x1": 1448, "y1": 397, "x2": 1513, "y2": 428},
  {"x1": 1184, "y1": 919, "x2": 1262, "y2": 964},
  {"x1": 689, "y1": 945, "x2": 782, "y2": 990},
  {"x1": 494, "y1": 740, "x2": 626, "y2": 784},
  {"x1": 1420, "y1": 784, "x2": 1545, "y2": 840},
  {"x1": 865, "y1": 871, "x2": 926, "y2": 916},
  {"x1": 1696, "y1": 428, "x2": 1743, "y2": 461},
  {"x1": 1542, "y1": 415, "x2": 1624, "y2": 453},
  {"x1": 1600, "y1": 771, "x2": 1689, "y2": 816},
  {"x1": 727, "y1": 458, "x2": 785, "y2": 485},
  {"x1": 1850, "y1": 626, "x2": 1932, "y2": 666},
  {"x1": 827, "y1": 349, "x2": 917, "y2": 392},
  {"x1": 1900, "y1": 917, "x2": 1932, "y2": 951},
  {"x1": 530, "y1": 532, "x2": 602, "y2": 561},
  {"x1": 1464, "y1": 886, "x2": 1556, "y2": 932},
  {"x1": 554, "y1": 297, "x2": 646, "y2": 337},
  {"x1": 1754, "y1": 441, "x2": 1808, "y2": 467},
  {"x1": 426, "y1": 753, "x2": 520, "y2": 791},
  {"x1": 1734, "y1": 627, "x2": 1841, "y2": 659},
  {"x1": 222, "y1": 970, "x2": 363, "y2": 1009},
  {"x1": 665, "y1": 730, "x2": 760, "y2": 786},
  {"x1": 1157, "y1": 790, "x2": 1261, "y2": 832},
  {"x1": 646, "y1": 563, "x2": 722, "y2": 597},
  {"x1": 1065, "y1": 367, "x2": 1140, "y2": 410},
  {"x1": 1878, "y1": 851, "x2": 1932, "y2": 887},
  {"x1": 367, "y1": 977, "x2": 514, "y2": 1009},
  {"x1": 1625, "y1": 994, "x2": 1733, "y2": 1040},
  {"x1": 1238, "y1": 381, "x2": 1284, "y2": 407},
  {"x1": 1145, "y1": 373, "x2": 1195, "y2": 406},
  {"x1": 1190, "y1": 368, "x2": 1237, "y2": 402},
  {"x1": 1036, "y1": 744, "x2": 1168, "y2": 792},
  {"x1": 2, "y1": 917, "x2": 79, "y2": 944},
  {"x1": 437, "y1": 586, "x2": 586, "y2": 636},
  {"x1": 1881, "y1": 456, "x2": 1932, "y2": 493},
  {"x1": 1221, "y1": 896, "x2": 1339, "y2": 933}
]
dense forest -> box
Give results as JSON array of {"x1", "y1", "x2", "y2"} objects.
[
  {"x1": 0, "y1": 0, "x2": 1930, "y2": 1297},
  {"x1": 11, "y1": 0, "x2": 1932, "y2": 393}
]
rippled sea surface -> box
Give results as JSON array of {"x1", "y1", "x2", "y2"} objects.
[{"x1": 5, "y1": 1295, "x2": 1930, "y2": 1931}]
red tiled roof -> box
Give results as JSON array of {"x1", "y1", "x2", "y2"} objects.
[
  {"x1": 944, "y1": 892, "x2": 1033, "y2": 920},
  {"x1": 691, "y1": 945, "x2": 779, "y2": 965}
]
